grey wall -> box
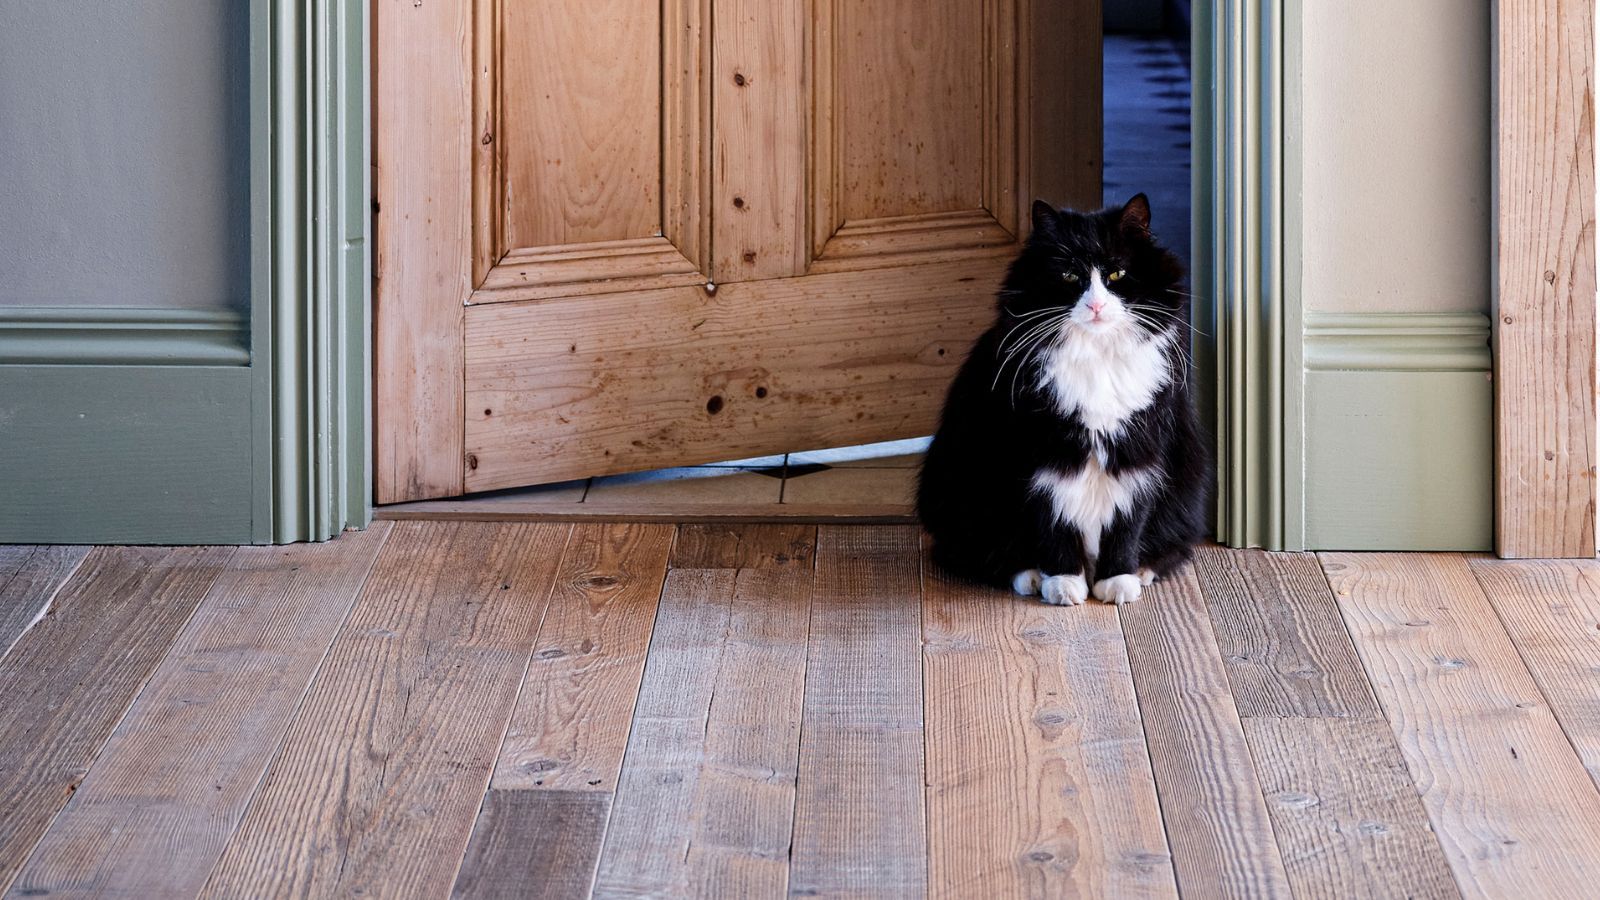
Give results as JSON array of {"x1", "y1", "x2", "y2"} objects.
[
  {"x1": 0, "y1": 2, "x2": 249, "y2": 309},
  {"x1": 1301, "y1": 0, "x2": 1491, "y2": 314}
]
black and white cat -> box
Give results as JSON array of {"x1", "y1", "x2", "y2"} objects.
[{"x1": 917, "y1": 195, "x2": 1208, "y2": 605}]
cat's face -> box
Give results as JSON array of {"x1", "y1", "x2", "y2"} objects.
[{"x1": 1004, "y1": 195, "x2": 1185, "y2": 338}]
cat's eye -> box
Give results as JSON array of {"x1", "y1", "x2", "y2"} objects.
[
  {"x1": 1108, "y1": 270, "x2": 1127, "y2": 282},
  {"x1": 1062, "y1": 272, "x2": 1080, "y2": 283}
]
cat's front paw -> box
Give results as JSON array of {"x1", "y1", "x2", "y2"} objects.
[
  {"x1": 1093, "y1": 573, "x2": 1143, "y2": 605},
  {"x1": 1040, "y1": 573, "x2": 1089, "y2": 606},
  {"x1": 1011, "y1": 569, "x2": 1044, "y2": 596}
]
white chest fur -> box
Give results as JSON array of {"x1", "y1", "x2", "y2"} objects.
[
  {"x1": 1037, "y1": 326, "x2": 1172, "y2": 435},
  {"x1": 1032, "y1": 460, "x2": 1160, "y2": 559}
]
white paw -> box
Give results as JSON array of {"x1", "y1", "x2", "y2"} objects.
[
  {"x1": 1093, "y1": 573, "x2": 1144, "y2": 605},
  {"x1": 1138, "y1": 567, "x2": 1158, "y2": 586},
  {"x1": 1011, "y1": 569, "x2": 1044, "y2": 596},
  {"x1": 1040, "y1": 573, "x2": 1089, "y2": 606}
]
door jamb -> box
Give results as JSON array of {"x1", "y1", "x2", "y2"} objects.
[{"x1": 1491, "y1": 0, "x2": 1597, "y2": 558}]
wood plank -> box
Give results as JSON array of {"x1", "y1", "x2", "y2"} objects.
[
  {"x1": 594, "y1": 560, "x2": 812, "y2": 897},
  {"x1": 711, "y1": 0, "x2": 806, "y2": 281},
  {"x1": 0, "y1": 546, "x2": 236, "y2": 891},
  {"x1": 200, "y1": 522, "x2": 570, "y2": 898},
  {"x1": 669, "y1": 523, "x2": 816, "y2": 569},
  {"x1": 8, "y1": 526, "x2": 391, "y2": 898},
  {"x1": 492, "y1": 523, "x2": 673, "y2": 791},
  {"x1": 451, "y1": 790, "x2": 611, "y2": 900},
  {"x1": 379, "y1": 500, "x2": 915, "y2": 525},
  {"x1": 463, "y1": 257, "x2": 1004, "y2": 491},
  {"x1": 788, "y1": 525, "x2": 926, "y2": 897},
  {"x1": 922, "y1": 552, "x2": 1177, "y2": 898},
  {"x1": 1192, "y1": 546, "x2": 1379, "y2": 718},
  {"x1": 1119, "y1": 567, "x2": 1294, "y2": 899},
  {"x1": 1494, "y1": 0, "x2": 1597, "y2": 557},
  {"x1": 0, "y1": 546, "x2": 85, "y2": 660},
  {"x1": 1323, "y1": 552, "x2": 1600, "y2": 896},
  {"x1": 374, "y1": 0, "x2": 470, "y2": 502},
  {"x1": 1242, "y1": 717, "x2": 1460, "y2": 900},
  {"x1": 1468, "y1": 557, "x2": 1600, "y2": 787}
]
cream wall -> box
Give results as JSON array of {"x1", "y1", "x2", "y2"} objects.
[{"x1": 1300, "y1": 0, "x2": 1491, "y2": 314}]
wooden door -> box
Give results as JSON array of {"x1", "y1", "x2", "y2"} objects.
[{"x1": 375, "y1": 0, "x2": 1101, "y2": 503}]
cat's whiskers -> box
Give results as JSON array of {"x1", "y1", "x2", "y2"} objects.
[{"x1": 1007, "y1": 321, "x2": 1066, "y2": 407}]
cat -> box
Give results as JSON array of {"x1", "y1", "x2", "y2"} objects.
[{"x1": 917, "y1": 195, "x2": 1209, "y2": 605}]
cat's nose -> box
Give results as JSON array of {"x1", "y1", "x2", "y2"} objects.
[{"x1": 1088, "y1": 300, "x2": 1105, "y2": 315}]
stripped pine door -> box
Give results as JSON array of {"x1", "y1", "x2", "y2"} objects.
[{"x1": 376, "y1": 0, "x2": 1101, "y2": 502}]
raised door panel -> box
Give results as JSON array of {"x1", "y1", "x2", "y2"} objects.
[
  {"x1": 809, "y1": 0, "x2": 1021, "y2": 272},
  {"x1": 471, "y1": 0, "x2": 708, "y2": 304}
]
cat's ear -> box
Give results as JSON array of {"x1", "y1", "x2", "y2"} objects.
[
  {"x1": 1030, "y1": 199, "x2": 1060, "y2": 239},
  {"x1": 1119, "y1": 194, "x2": 1152, "y2": 236}
]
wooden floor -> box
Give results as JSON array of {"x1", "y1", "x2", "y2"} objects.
[{"x1": 3, "y1": 525, "x2": 1600, "y2": 898}]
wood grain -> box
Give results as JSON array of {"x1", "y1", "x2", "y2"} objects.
[
  {"x1": 200, "y1": 522, "x2": 570, "y2": 898},
  {"x1": 374, "y1": 0, "x2": 471, "y2": 502},
  {"x1": 841, "y1": 0, "x2": 983, "y2": 220},
  {"x1": 922, "y1": 552, "x2": 1177, "y2": 898},
  {"x1": 451, "y1": 790, "x2": 612, "y2": 900},
  {"x1": 1468, "y1": 557, "x2": 1600, "y2": 787},
  {"x1": 1192, "y1": 546, "x2": 1379, "y2": 718},
  {"x1": 1024, "y1": 0, "x2": 1102, "y2": 217},
  {"x1": 9, "y1": 527, "x2": 391, "y2": 898},
  {"x1": 492, "y1": 523, "x2": 673, "y2": 791},
  {"x1": 711, "y1": 0, "x2": 806, "y2": 281},
  {"x1": 0, "y1": 546, "x2": 85, "y2": 661},
  {"x1": 1119, "y1": 567, "x2": 1294, "y2": 899},
  {"x1": 501, "y1": 0, "x2": 661, "y2": 250},
  {"x1": 670, "y1": 523, "x2": 816, "y2": 569},
  {"x1": 594, "y1": 562, "x2": 812, "y2": 897},
  {"x1": 1243, "y1": 717, "x2": 1460, "y2": 900},
  {"x1": 0, "y1": 546, "x2": 235, "y2": 891},
  {"x1": 1323, "y1": 552, "x2": 1600, "y2": 896},
  {"x1": 1494, "y1": 0, "x2": 1597, "y2": 557},
  {"x1": 463, "y1": 257, "x2": 1004, "y2": 490},
  {"x1": 788, "y1": 526, "x2": 926, "y2": 897}
]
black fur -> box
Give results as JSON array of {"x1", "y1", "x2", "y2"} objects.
[{"x1": 917, "y1": 195, "x2": 1210, "y2": 592}]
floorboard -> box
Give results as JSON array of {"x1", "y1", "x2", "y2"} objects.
[
  {"x1": 1120, "y1": 567, "x2": 1294, "y2": 899},
  {"x1": 1468, "y1": 558, "x2": 1600, "y2": 788},
  {"x1": 788, "y1": 525, "x2": 927, "y2": 898},
  {"x1": 669, "y1": 523, "x2": 816, "y2": 569},
  {"x1": 452, "y1": 790, "x2": 612, "y2": 900},
  {"x1": 1242, "y1": 717, "x2": 1460, "y2": 899},
  {"x1": 922, "y1": 551, "x2": 1177, "y2": 899},
  {"x1": 200, "y1": 522, "x2": 570, "y2": 899},
  {"x1": 1323, "y1": 552, "x2": 1600, "y2": 897},
  {"x1": 9, "y1": 526, "x2": 391, "y2": 898},
  {"x1": 0, "y1": 546, "x2": 235, "y2": 893},
  {"x1": 594, "y1": 551, "x2": 812, "y2": 897},
  {"x1": 490, "y1": 523, "x2": 673, "y2": 793},
  {"x1": 0, "y1": 546, "x2": 87, "y2": 661},
  {"x1": 1192, "y1": 547, "x2": 1379, "y2": 718}
]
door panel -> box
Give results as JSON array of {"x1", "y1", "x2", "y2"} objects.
[
  {"x1": 464, "y1": 259, "x2": 1006, "y2": 491},
  {"x1": 471, "y1": 0, "x2": 708, "y2": 303},
  {"x1": 810, "y1": 0, "x2": 1021, "y2": 267},
  {"x1": 501, "y1": 1, "x2": 663, "y2": 249},
  {"x1": 376, "y1": 0, "x2": 1101, "y2": 502}
]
